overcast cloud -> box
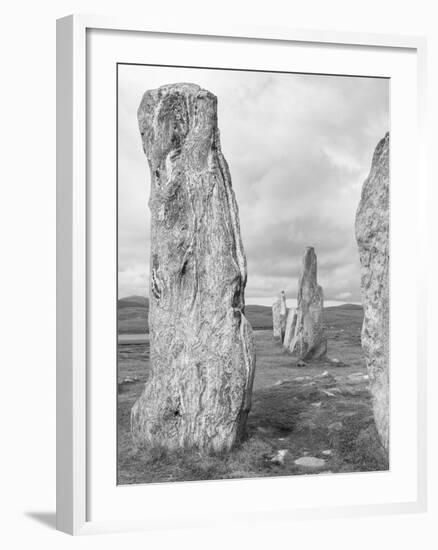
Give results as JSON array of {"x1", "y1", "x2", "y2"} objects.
[{"x1": 118, "y1": 65, "x2": 389, "y2": 305}]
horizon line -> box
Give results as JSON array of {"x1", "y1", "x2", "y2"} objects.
[{"x1": 118, "y1": 294, "x2": 362, "y2": 306}]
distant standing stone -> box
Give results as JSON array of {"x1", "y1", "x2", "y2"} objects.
[
  {"x1": 355, "y1": 132, "x2": 390, "y2": 454},
  {"x1": 272, "y1": 290, "x2": 287, "y2": 342},
  {"x1": 272, "y1": 300, "x2": 281, "y2": 341},
  {"x1": 283, "y1": 307, "x2": 297, "y2": 350},
  {"x1": 131, "y1": 83, "x2": 256, "y2": 452},
  {"x1": 286, "y1": 247, "x2": 327, "y2": 360},
  {"x1": 279, "y1": 290, "x2": 287, "y2": 338}
]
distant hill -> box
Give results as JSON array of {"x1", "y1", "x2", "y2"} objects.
[
  {"x1": 117, "y1": 297, "x2": 362, "y2": 334},
  {"x1": 118, "y1": 296, "x2": 149, "y2": 334},
  {"x1": 325, "y1": 303, "x2": 362, "y2": 311}
]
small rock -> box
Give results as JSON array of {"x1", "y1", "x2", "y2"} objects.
[
  {"x1": 294, "y1": 456, "x2": 326, "y2": 468},
  {"x1": 271, "y1": 449, "x2": 288, "y2": 465},
  {"x1": 328, "y1": 421, "x2": 343, "y2": 431},
  {"x1": 330, "y1": 358, "x2": 340, "y2": 364},
  {"x1": 311, "y1": 402, "x2": 322, "y2": 408},
  {"x1": 322, "y1": 449, "x2": 333, "y2": 456},
  {"x1": 297, "y1": 360, "x2": 307, "y2": 367},
  {"x1": 315, "y1": 370, "x2": 329, "y2": 378},
  {"x1": 294, "y1": 376, "x2": 311, "y2": 382},
  {"x1": 274, "y1": 380, "x2": 284, "y2": 386},
  {"x1": 321, "y1": 390, "x2": 336, "y2": 397},
  {"x1": 122, "y1": 376, "x2": 139, "y2": 384}
]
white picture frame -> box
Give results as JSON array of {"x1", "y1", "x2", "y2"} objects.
[{"x1": 56, "y1": 14, "x2": 428, "y2": 535}]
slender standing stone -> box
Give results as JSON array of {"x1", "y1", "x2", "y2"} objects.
[
  {"x1": 272, "y1": 290, "x2": 287, "y2": 342},
  {"x1": 131, "y1": 83, "x2": 256, "y2": 452},
  {"x1": 355, "y1": 132, "x2": 389, "y2": 453},
  {"x1": 287, "y1": 247, "x2": 326, "y2": 360},
  {"x1": 283, "y1": 307, "x2": 297, "y2": 351},
  {"x1": 279, "y1": 290, "x2": 287, "y2": 340},
  {"x1": 272, "y1": 300, "x2": 281, "y2": 341}
]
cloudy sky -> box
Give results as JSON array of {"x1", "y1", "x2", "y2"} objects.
[{"x1": 118, "y1": 64, "x2": 389, "y2": 306}]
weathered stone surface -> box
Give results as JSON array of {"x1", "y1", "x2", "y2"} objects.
[
  {"x1": 283, "y1": 307, "x2": 297, "y2": 350},
  {"x1": 272, "y1": 290, "x2": 287, "y2": 342},
  {"x1": 131, "y1": 83, "x2": 256, "y2": 452},
  {"x1": 355, "y1": 132, "x2": 389, "y2": 453},
  {"x1": 286, "y1": 247, "x2": 327, "y2": 360},
  {"x1": 294, "y1": 456, "x2": 326, "y2": 468}
]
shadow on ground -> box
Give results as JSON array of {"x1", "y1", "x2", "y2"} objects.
[{"x1": 25, "y1": 511, "x2": 56, "y2": 530}]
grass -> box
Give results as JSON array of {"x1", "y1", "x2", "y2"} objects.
[{"x1": 117, "y1": 305, "x2": 388, "y2": 484}]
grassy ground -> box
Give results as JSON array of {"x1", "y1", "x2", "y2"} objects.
[{"x1": 117, "y1": 305, "x2": 388, "y2": 484}]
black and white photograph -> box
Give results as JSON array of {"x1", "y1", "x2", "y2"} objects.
[{"x1": 117, "y1": 64, "x2": 390, "y2": 484}]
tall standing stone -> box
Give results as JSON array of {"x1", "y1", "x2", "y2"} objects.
[
  {"x1": 355, "y1": 132, "x2": 389, "y2": 453},
  {"x1": 286, "y1": 247, "x2": 326, "y2": 360},
  {"x1": 272, "y1": 290, "x2": 287, "y2": 342},
  {"x1": 131, "y1": 83, "x2": 256, "y2": 452}
]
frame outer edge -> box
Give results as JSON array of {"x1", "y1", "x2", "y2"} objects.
[
  {"x1": 416, "y1": 37, "x2": 428, "y2": 513},
  {"x1": 72, "y1": 13, "x2": 425, "y2": 50},
  {"x1": 56, "y1": 14, "x2": 87, "y2": 535},
  {"x1": 56, "y1": 14, "x2": 428, "y2": 533}
]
